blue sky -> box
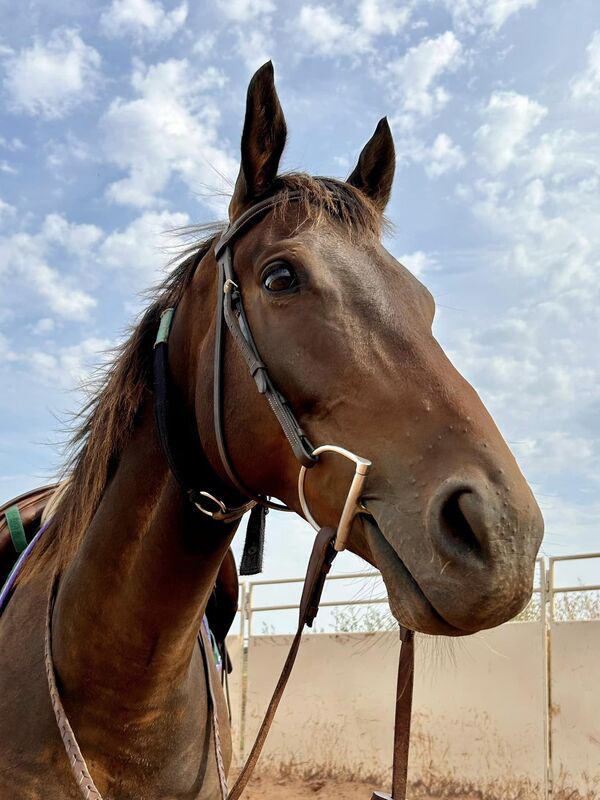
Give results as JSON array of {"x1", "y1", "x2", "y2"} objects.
[{"x1": 1, "y1": 0, "x2": 599, "y2": 592}]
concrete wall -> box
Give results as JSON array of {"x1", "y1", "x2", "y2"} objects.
[
  {"x1": 244, "y1": 623, "x2": 548, "y2": 797},
  {"x1": 225, "y1": 635, "x2": 244, "y2": 766},
  {"x1": 550, "y1": 620, "x2": 600, "y2": 799}
]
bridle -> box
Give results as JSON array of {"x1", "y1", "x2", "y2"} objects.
[
  {"x1": 153, "y1": 188, "x2": 376, "y2": 564},
  {"x1": 44, "y1": 190, "x2": 415, "y2": 800}
]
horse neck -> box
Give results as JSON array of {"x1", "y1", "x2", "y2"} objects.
[{"x1": 51, "y1": 365, "x2": 236, "y2": 720}]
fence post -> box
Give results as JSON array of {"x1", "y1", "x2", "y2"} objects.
[
  {"x1": 540, "y1": 558, "x2": 552, "y2": 800},
  {"x1": 238, "y1": 583, "x2": 254, "y2": 762}
]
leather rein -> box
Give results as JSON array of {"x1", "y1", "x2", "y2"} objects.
[{"x1": 43, "y1": 191, "x2": 415, "y2": 800}]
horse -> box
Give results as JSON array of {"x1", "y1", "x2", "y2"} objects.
[{"x1": 0, "y1": 62, "x2": 543, "y2": 799}]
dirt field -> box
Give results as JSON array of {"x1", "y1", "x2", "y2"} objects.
[
  {"x1": 242, "y1": 775, "x2": 475, "y2": 800},
  {"x1": 243, "y1": 775, "x2": 387, "y2": 799}
]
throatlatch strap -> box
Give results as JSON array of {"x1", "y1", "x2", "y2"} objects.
[
  {"x1": 240, "y1": 505, "x2": 266, "y2": 576},
  {"x1": 153, "y1": 305, "x2": 251, "y2": 521},
  {"x1": 5, "y1": 506, "x2": 27, "y2": 553},
  {"x1": 153, "y1": 311, "x2": 196, "y2": 494}
]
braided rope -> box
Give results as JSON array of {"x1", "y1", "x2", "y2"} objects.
[
  {"x1": 198, "y1": 627, "x2": 229, "y2": 799},
  {"x1": 211, "y1": 670, "x2": 229, "y2": 798},
  {"x1": 44, "y1": 575, "x2": 104, "y2": 800}
]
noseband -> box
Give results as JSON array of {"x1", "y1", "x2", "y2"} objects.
[{"x1": 153, "y1": 190, "x2": 372, "y2": 553}]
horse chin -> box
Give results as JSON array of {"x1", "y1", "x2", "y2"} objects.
[{"x1": 363, "y1": 516, "x2": 471, "y2": 638}]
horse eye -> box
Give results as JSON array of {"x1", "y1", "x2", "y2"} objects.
[{"x1": 262, "y1": 264, "x2": 297, "y2": 293}]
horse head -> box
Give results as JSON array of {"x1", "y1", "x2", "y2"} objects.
[{"x1": 172, "y1": 62, "x2": 544, "y2": 637}]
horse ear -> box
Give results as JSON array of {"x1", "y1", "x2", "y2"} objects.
[
  {"x1": 346, "y1": 118, "x2": 395, "y2": 212},
  {"x1": 229, "y1": 61, "x2": 287, "y2": 221}
]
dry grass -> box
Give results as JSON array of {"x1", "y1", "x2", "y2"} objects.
[
  {"x1": 244, "y1": 766, "x2": 598, "y2": 800},
  {"x1": 330, "y1": 591, "x2": 600, "y2": 632},
  {"x1": 241, "y1": 766, "x2": 547, "y2": 800}
]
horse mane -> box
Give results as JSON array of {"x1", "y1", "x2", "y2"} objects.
[{"x1": 17, "y1": 174, "x2": 383, "y2": 583}]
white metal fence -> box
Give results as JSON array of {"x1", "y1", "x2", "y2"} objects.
[{"x1": 227, "y1": 553, "x2": 600, "y2": 799}]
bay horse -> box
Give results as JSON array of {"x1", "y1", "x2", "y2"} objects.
[{"x1": 0, "y1": 62, "x2": 543, "y2": 799}]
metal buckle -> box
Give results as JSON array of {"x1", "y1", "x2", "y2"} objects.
[
  {"x1": 194, "y1": 491, "x2": 228, "y2": 518},
  {"x1": 194, "y1": 491, "x2": 254, "y2": 522},
  {"x1": 298, "y1": 445, "x2": 372, "y2": 552}
]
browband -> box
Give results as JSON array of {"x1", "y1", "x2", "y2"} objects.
[
  {"x1": 214, "y1": 190, "x2": 304, "y2": 259},
  {"x1": 212, "y1": 191, "x2": 317, "y2": 514}
]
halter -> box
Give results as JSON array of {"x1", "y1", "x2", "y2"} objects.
[{"x1": 153, "y1": 190, "x2": 372, "y2": 555}]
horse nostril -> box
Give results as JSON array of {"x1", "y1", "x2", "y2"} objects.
[{"x1": 438, "y1": 490, "x2": 483, "y2": 559}]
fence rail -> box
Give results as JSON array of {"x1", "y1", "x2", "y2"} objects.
[{"x1": 548, "y1": 552, "x2": 600, "y2": 619}]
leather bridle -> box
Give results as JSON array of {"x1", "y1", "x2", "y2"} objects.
[
  {"x1": 213, "y1": 192, "x2": 317, "y2": 502},
  {"x1": 44, "y1": 190, "x2": 415, "y2": 800},
  {"x1": 153, "y1": 190, "x2": 377, "y2": 560},
  {"x1": 157, "y1": 191, "x2": 318, "y2": 519}
]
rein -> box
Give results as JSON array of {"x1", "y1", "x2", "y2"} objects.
[{"x1": 44, "y1": 191, "x2": 416, "y2": 800}]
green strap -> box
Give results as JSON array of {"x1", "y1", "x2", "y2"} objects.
[
  {"x1": 154, "y1": 307, "x2": 175, "y2": 347},
  {"x1": 5, "y1": 506, "x2": 27, "y2": 554}
]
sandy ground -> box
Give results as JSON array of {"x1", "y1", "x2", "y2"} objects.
[
  {"x1": 241, "y1": 775, "x2": 468, "y2": 800},
  {"x1": 242, "y1": 775, "x2": 388, "y2": 799}
]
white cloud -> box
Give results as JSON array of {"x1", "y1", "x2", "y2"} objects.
[
  {"x1": 2, "y1": 28, "x2": 101, "y2": 119},
  {"x1": 216, "y1": 0, "x2": 274, "y2": 21},
  {"x1": 27, "y1": 261, "x2": 96, "y2": 320},
  {"x1": 0, "y1": 160, "x2": 17, "y2": 175},
  {"x1": 0, "y1": 333, "x2": 16, "y2": 362},
  {"x1": 475, "y1": 90, "x2": 547, "y2": 174},
  {"x1": 0, "y1": 214, "x2": 101, "y2": 321},
  {"x1": 444, "y1": 110, "x2": 600, "y2": 501},
  {"x1": 397, "y1": 250, "x2": 437, "y2": 277},
  {"x1": 425, "y1": 133, "x2": 465, "y2": 177},
  {"x1": 387, "y1": 32, "x2": 462, "y2": 124},
  {"x1": 398, "y1": 132, "x2": 465, "y2": 178},
  {"x1": 571, "y1": 30, "x2": 600, "y2": 103},
  {"x1": 448, "y1": 315, "x2": 599, "y2": 471},
  {"x1": 297, "y1": 5, "x2": 369, "y2": 56},
  {"x1": 31, "y1": 318, "x2": 55, "y2": 335},
  {"x1": 191, "y1": 32, "x2": 217, "y2": 57},
  {"x1": 449, "y1": 302, "x2": 600, "y2": 487},
  {"x1": 100, "y1": 209, "x2": 190, "y2": 284},
  {"x1": 100, "y1": 0, "x2": 188, "y2": 43},
  {"x1": 41, "y1": 213, "x2": 103, "y2": 254},
  {"x1": 297, "y1": 1, "x2": 410, "y2": 56},
  {"x1": 357, "y1": 0, "x2": 410, "y2": 36},
  {"x1": 46, "y1": 133, "x2": 97, "y2": 174},
  {"x1": 470, "y1": 171, "x2": 600, "y2": 292},
  {"x1": 233, "y1": 28, "x2": 273, "y2": 71},
  {"x1": 0, "y1": 136, "x2": 25, "y2": 152},
  {"x1": 0, "y1": 198, "x2": 16, "y2": 223},
  {"x1": 101, "y1": 59, "x2": 236, "y2": 210},
  {"x1": 447, "y1": 0, "x2": 538, "y2": 33},
  {"x1": 28, "y1": 337, "x2": 112, "y2": 389}
]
